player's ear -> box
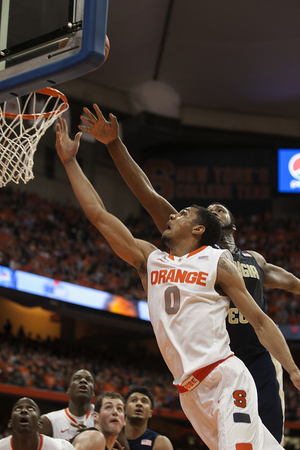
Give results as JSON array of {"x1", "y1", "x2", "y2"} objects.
[
  {"x1": 7, "y1": 419, "x2": 12, "y2": 429},
  {"x1": 93, "y1": 411, "x2": 99, "y2": 424},
  {"x1": 232, "y1": 223, "x2": 237, "y2": 232},
  {"x1": 37, "y1": 419, "x2": 43, "y2": 430},
  {"x1": 192, "y1": 224, "x2": 205, "y2": 236}
]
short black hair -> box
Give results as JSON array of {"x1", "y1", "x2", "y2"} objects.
[
  {"x1": 191, "y1": 205, "x2": 222, "y2": 246},
  {"x1": 94, "y1": 391, "x2": 124, "y2": 412},
  {"x1": 124, "y1": 385, "x2": 155, "y2": 409},
  {"x1": 208, "y1": 202, "x2": 235, "y2": 227}
]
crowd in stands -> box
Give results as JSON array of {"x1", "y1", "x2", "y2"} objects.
[
  {"x1": 0, "y1": 330, "x2": 299, "y2": 449},
  {"x1": 1, "y1": 188, "x2": 300, "y2": 430},
  {"x1": 1, "y1": 188, "x2": 300, "y2": 325},
  {"x1": 0, "y1": 188, "x2": 153, "y2": 302},
  {"x1": 0, "y1": 330, "x2": 183, "y2": 442},
  {"x1": 0, "y1": 326, "x2": 299, "y2": 421},
  {"x1": 0, "y1": 330, "x2": 179, "y2": 409}
]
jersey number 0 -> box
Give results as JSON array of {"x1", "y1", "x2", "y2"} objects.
[{"x1": 165, "y1": 286, "x2": 180, "y2": 314}]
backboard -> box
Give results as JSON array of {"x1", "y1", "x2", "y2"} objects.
[{"x1": 0, "y1": 0, "x2": 108, "y2": 102}]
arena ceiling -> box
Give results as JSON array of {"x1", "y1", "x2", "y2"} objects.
[{"x1": 60, "y1": 0, "x2": 300, "y2": 136}]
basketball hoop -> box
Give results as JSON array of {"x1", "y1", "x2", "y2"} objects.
[{"x1": 0, "y1": 87, "x2": 69, "y2": 187}]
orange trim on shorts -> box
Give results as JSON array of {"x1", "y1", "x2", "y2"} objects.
[
  {"x1": 176, "y1": 355, "x2": 234, "y2": 393},
  {"x1": 236, "y1": 444, "x2": 253, "y2": 450}
]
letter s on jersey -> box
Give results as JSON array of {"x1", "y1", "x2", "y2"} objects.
[{"x1": 233, "y1": 390, "x2": 247, "y2": 408}]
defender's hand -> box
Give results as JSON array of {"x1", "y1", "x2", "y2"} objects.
[{"x1": 79, "y1": 104, "x2": 119, "y2": 144}]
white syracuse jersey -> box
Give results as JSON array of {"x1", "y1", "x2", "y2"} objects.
[
  {"x1": 44, "y1": 405, "x2": 94, "y2": 440},
  {"x1": 147, "y1": 245, "x2": 233, "y2": 385},
  {"x1": 0, "y1": 434, "x2": 74, "y2": 450}
]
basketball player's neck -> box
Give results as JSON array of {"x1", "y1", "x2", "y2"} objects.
[
  {"x1": 11, "y1": 433, "x2": 40, "y2": 450},
  {"x1": 125, "y1": 419, "x2": 147, "y2": 440},
  {"x1": 218, "y1": 230, "x2": 236, "y2": 253},
  {"x1": 68, "y1": 399, "x2": 91, "y2": 417}
]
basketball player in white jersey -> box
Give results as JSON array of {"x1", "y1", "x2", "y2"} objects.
[
  {"x1": 76, "y1": 105, "x2": 300, "y2": 444},
  {"x1": 0, "y1": 397, "x2": 74, "y2": 450},
  {"x1": 40, "y1": 369, "x2": 95, "y2": 441},
  {"x1": 55, "y1": 117, "x2": 300, "y2": 450}
]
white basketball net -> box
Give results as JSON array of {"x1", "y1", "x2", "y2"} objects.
[{"x1": 0, "y1": 88, "x2": 69, "y2": 187}]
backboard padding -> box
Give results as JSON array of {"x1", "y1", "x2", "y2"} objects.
[{"x1": 0, "y1": 0, "x2": 108, "y2": 101}]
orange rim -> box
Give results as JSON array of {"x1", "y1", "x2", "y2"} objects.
[{"x1": 1, "y1": 87, "x2": 68, "y2": 120}]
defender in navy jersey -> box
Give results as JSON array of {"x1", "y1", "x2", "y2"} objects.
[
  {"x1": 231, "y1": 248, "x2": 284, "y2": 441},
  {"x1": 207, "y1": 203, "x2": 300, "y2": 442},
  {"x1": 227, "y1": 248, "x2": 267, "y2": 363},
  {"x1": 124, "y1": 386, "x2": 173, "y2": 450},
  {"x1": 127, "y1": 429, "x2": 160, "y2": 450}
]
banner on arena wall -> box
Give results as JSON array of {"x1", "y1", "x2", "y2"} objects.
[
  {"x1": 0, "y1": 266, "x2": 150, "y2": 322},
  {"x1": 142, "y1": 147, "x2": 276, "y2": 214}
]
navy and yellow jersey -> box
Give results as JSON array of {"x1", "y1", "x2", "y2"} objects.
[
  {"x1": 127, "y1": 429, "x2": 159, "y2": 450},
  {"x1": 226, "y1": 247, "x2": 267, "y2": 365},
  {"x1": 223, "y1": 247, "x2": 284, "y2": 443}
]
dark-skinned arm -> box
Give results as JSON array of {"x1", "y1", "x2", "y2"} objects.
[
  {"x1": 56, "y1": 117, "x2": 155, "y2": 293},
  {"x1": 78, "y1": 104, "x2": 177, "y2": 234},
  {"x1": 216, "y1": 255, "x2": 300, "y2": 390},
  {"x1": 248, "y1": 250, "x2": 300, "y2": 292}
]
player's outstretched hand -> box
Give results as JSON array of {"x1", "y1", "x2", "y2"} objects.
[
  {"x1": 79, "y1": 103, "x2": 119, "y2": 144},
  {"x1": 56, "y1": 117, "x2": 82, "y2": 164},
  {"x1": 290, "y1": 368, "x2": 300, "y2": 391}
]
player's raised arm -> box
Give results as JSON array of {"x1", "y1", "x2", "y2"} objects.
[
  {"x1": 78, "y1": 104, "x2": 176, "y2": 234},
  {"x1": 56, "y1": 117, "x2": 154, "y2": 290},
  {"x1": 248, "y1": 250, "x2": 300, "y2": 293},
  {"x1": 216, "y1": 256, "x2": 300, "y2": 390}
]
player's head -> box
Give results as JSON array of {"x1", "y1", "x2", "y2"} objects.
[
  {"x1": 162, "y1": 205, "x2": 221, "y2": 248},
  {"x1": 124, "y1": 385, "x2": 155, "y2": 409},
  {"x1": 67, "y1": 369, "x2": 95, "y2": 402},
  {"x1": 191, "y1": 205, "x2": 222, "y2": 245},
  {"x1": 124, "y1": 386, "x2": 154, "y2": 423},
  {"x1": 94, "y1": 391, "x2": 125, "y2": 437},
  {"x1": 8, "y1": 397, "x2": 41, "y2": 434},
  {"x1": 207, "y1": 203, "x2": 236, "y2": 233},
  {"x1": 94, "y1": 391, "x2": 125, "y2": 412}
]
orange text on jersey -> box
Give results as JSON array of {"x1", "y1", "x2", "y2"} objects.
[{"x1": 151, "y1": 269, "x2": 208, "y2": 285}]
